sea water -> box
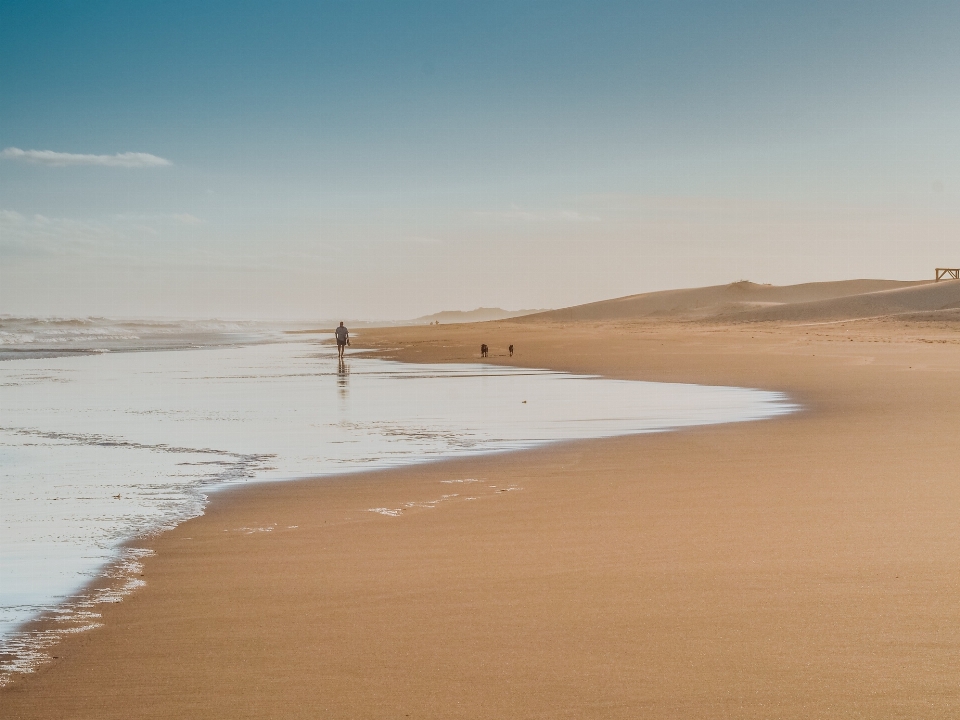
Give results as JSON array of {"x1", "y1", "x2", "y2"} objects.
[{"x1": 0, "y1": 328, "x2": 796, "y2": 681}]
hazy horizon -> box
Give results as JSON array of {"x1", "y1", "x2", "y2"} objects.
[{"x1": 2, "y1": 2, "x2": 958, "y2": 320}]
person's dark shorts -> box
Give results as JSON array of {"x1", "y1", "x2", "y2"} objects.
[{"x1": 337, "y1": 339, "x2": 346, "y2": 346}]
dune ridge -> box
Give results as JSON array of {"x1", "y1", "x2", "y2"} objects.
[
  {"x1": 723, "y1": 279, "x2": 960, "y2": 323},
  {"x1": 412, "y1": 307, "x2": 548, "y2": 324},
  {"x1": 521, "y1": 278, "x2": 959, "y2": 323}
]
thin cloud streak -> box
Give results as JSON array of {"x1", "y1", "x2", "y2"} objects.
[
  {"x1": 0, "y1": 210, "x2": 206, "y2": 259},
  {"x1": 0, "y1": 147, "x2": 171, "y2": 168},
  {"x1": 471, "y1": 205, "x2": 602, "y2": 223}
]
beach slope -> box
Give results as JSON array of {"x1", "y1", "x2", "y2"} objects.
[{"x1": 2, "y1": 299, "x2": 959, "y2": 718}]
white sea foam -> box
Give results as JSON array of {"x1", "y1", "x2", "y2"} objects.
[{"x1": 0, "y1": 316, "x2": 294, "y2": 359}]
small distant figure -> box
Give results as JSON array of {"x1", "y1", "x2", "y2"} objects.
[
  {"x1": 480, "y1": 343, "x2": 488, "y2": 358},
  {"x1": 508, "y1": 344, "x2": 514, "y2": 357},
  {"x1": 335, "y1": 322, "x2": 350, "y2": 359}
]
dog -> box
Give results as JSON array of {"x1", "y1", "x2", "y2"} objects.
[
  {"x1": 508, "y1": 344, "x2": 514, "y2": 357},
  {"x1": 480, "y1": 344, "x2": 488, "y2": 358}
]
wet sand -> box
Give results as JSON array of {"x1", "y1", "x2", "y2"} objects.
[{"x1": 3, "y1": 316, "x2": 960, "y2": 718}]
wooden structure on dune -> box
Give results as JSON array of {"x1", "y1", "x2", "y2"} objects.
[{"x1": 935, "y1": 268, "x2": 959, "y2": 281}]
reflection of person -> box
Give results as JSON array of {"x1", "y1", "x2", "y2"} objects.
[
  {"x1": 337, "y1": 355, "x2": 349, "y2": 397},
  {"x1": 335, "y1": 322, "x2": 349, "y2": 359}
]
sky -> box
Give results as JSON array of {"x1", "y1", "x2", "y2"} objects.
[{"x1": 1, "y1": 1, "x2": 959, "y2": 320}]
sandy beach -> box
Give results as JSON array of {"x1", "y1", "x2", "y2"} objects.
[
  {"x1": 3, "y1": 286, "x2": 960, "y2": 718},
  {"x1": 8, "y1": 2, "x2": 960, "y2": 716}
]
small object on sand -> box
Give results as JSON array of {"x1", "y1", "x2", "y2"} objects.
[
  {"x1": 113, "y1": 494, "x2": 121, "y2": 499},
  {"x1": 509, "y1": 344, "x2": 514, "y2": 357},
  {"x1": 480, "y1": 344, "x2": 488, "y2": 358},
  {"x1": 522, "y1": 400, "x2": 527, "y2": 404}
]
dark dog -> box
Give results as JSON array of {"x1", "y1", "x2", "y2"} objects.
[
  {"x1": 480, "y1": 344, "x2": 488, "y2": 358},
  {"x1": 508, "y1": 344, "x2": 514, "y2": 357}
]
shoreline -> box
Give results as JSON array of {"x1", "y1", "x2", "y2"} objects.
[
  {"x1": 2, "y1": 317, "x2": 959, "y2": 717},
  {"x1": 0, "y1": 344, "x2": 793, "y2": 684},
  {"x1": 0, "y1": 341, "x2": 793, "y2": 677}
]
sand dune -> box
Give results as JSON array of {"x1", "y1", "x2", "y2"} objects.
[
  {"x1": 412, "y1": 307, "x2": 548, "y2": 324},
  {"x1": 725, "y1": 279, "x2": 960, "y2": 323},
  {"x1": 522, "y1": 278, "x2": 960, "y2": 323}
]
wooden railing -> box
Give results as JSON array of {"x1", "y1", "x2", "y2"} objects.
[{"x1": 935, "y1": 268, "x2": 959, "y2": 281}]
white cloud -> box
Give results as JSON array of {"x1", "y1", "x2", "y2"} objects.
[{"x1": 0, "y1": 147, "x2": 171, "y2": 168}]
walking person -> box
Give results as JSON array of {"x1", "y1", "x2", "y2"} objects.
[{"x1": 335, "y1": 322, "x2": 350, "y2": 359}]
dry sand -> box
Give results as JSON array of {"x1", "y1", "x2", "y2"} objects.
[{"x1": 3, "y1": 281, "x2": 960, "y2": 719}]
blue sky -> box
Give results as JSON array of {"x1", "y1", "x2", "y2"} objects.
[{"x1": 2, "y1": 1, "x2": 958, "y2": 318}]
